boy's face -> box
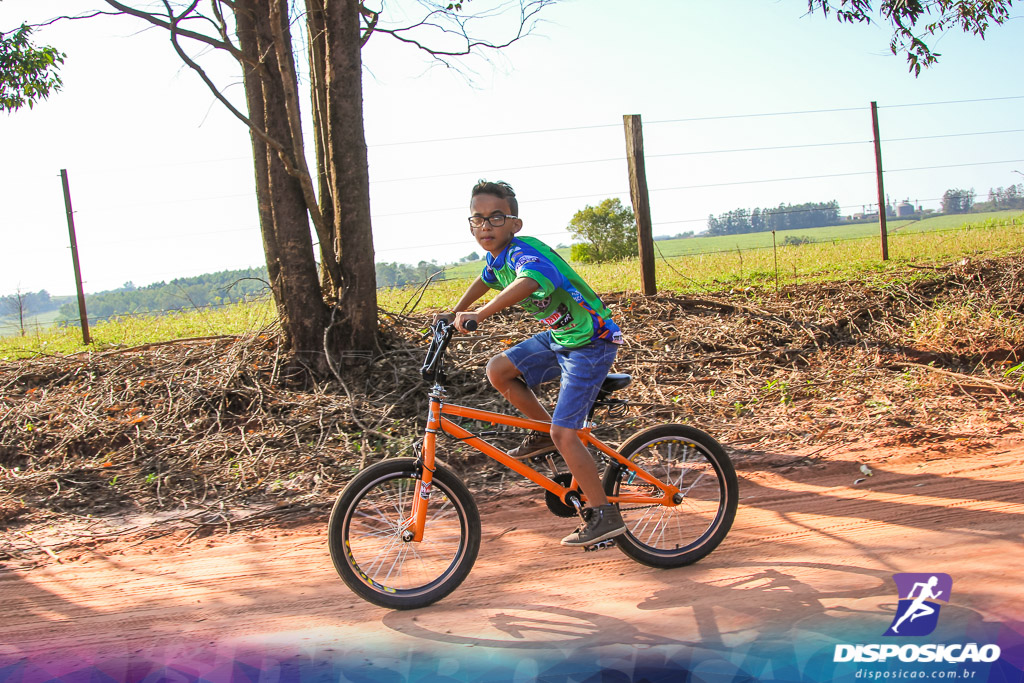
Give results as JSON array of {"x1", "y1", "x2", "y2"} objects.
[{"x1": 470, "y1": 193, "x2": 521, "y2": 257}]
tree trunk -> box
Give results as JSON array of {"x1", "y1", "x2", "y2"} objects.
[
  {"x1": 317, "y1": 0, "x2": 378, "y2": 355},
  {"x1": 235, "y1": 1, "x2": 330, "y2": 375},
  {"x1": 305, "y1": 1, "x2": 337, "y2": 296}
]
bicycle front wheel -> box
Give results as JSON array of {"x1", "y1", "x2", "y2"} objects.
[
  {"x1": 328, "y1": 458, "x2": 480, "y2": 610},
  {"x1": 603, "y1": 425, "x2": 737, "y2": 568}
]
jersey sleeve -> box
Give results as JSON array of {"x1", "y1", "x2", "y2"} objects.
[{"x1": 509, "y1": 247, "x2": 560, "y2": 297}]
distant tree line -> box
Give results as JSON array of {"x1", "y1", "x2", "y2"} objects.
[
  {"x1": 973, "y1": 184, "x2": 1024, "y2": 213},
  {"x1": 376, "y1": 260, "x2": 449, "y2": 289},
  {"x1": 654, "y1": 231, "x2": 695, "y2": 241},
  {"x1": 706, "y1": 201, "x2": 840, "y2": 236},
  {"x1": 0, "y1": 290, "x2": 62, "y2": 318},
  {"x1": 911, "y1": 185, "x2": 1024, "y2": 216},
  {"x1": 33, "y1": 256, "x2": 481, "y2": 326},
  {"x1": 57, "y1": 267, "x2": 271, "y2": 324}
]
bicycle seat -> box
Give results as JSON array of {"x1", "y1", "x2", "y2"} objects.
[{"x1": 601, "y1": 374, "x2": 632, "y2": 394}]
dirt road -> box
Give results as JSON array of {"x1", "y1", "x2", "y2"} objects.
[{"x1": 3, "y1": 438, "x2": 1024, "y2": 682}]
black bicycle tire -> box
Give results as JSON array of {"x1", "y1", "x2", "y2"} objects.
[
  {"x1": 328, "y1": 458, "x2": 481, "y2": 609},
  {"x1": 602, "y1": 424, "x2": 737, "y2": 568}
]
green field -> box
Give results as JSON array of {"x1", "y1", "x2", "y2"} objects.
[
  {"x1": 0, "y1": 309, "x2": 65, "y2": 339},
  {"x1": 440, "y1": 209, "x2": 1022, "y2": 282},
  {"x1": 382, "y1": 210, "x2": 1024, "y2": 310},
  {"x1": 2, "y1": 210, "x2": 1021, "y2": 360}
]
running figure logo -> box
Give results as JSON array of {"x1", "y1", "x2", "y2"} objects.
[{"x1": 884, "y1": 573, "x2": 952, "y2": 637}]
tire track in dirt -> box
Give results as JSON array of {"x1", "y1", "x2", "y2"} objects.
[{"x1": 2, "y1": 440, "x2": 1023, "y2": 667}]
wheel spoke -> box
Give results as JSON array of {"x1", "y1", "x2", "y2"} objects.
[
  {"x1": 613, "y1": 429, "x2": 733, "y2": 560},
  {"x1": 340, "y1": 472, "x2": 471, "y2": 595}
]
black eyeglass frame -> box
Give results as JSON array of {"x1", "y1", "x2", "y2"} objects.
[{"x1": 468, "y1": 214, "x2": 519, "y2": 229}]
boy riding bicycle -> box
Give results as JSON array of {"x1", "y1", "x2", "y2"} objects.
[{"x1": 437, "y1": 179, "x2": 627, "y2": 547}]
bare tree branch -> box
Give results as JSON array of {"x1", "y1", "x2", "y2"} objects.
[
  {"x1": 101, "y1": 0, "x2": 248, "y2": 61},
  {"x1": 359, "y1": 5, "x2": 380, "y2": 46},
  {"x1": 361, "y1": 0, "x2": 555, "y2": 64}
]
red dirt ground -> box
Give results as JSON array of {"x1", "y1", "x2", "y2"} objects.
[{"x1": 3, "y1": 437, "x2": 1023, "y2": 675}]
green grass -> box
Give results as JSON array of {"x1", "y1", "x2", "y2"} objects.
[
  {"x1": 648, "y1": 221, "x2": 916, "y2": 259},
  {"x1": 4, "y1": 211, "x2": 1022, "y2": 360},
  {"x1": 0, "y1": 300, "x2": 278, "y2": 360},
  {"x1": 897, "y1": 210, "x2": 1022, "y2": 232},
  {"x1": 382, "y1": 211, "x2": 1024, "y2": 310},
  {"x1": 438, "y1": 210, "x2": 1022, "y2": 281}
]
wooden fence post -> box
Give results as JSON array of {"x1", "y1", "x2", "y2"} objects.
[
  {"x1": 623, "y1": 114, "x2": 657, "y2": 295},
  {"x1": 870, "y1": 102, "x2": 890, "y2": 261},
  {"x1": 60, "y1": 169, "x2": 91, "y2": 345}
]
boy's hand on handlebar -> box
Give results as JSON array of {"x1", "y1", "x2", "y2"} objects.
[
  {"x1": 454, "y1": 311, "x2": 478, "y2": 333},
  {"x1": 432, "y1": 313, "x2": 455, "y2": 326},
  {"x1": 430, "y1": 312, "x2": 477, "y2": 332}
]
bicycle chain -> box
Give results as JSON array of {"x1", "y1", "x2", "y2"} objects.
[
  {"x1": 617, "y1": 483, "x2": 667, "y2": 513},
  {"x1": 618, "y1": 504, "x2": 662, "y2": 512}
]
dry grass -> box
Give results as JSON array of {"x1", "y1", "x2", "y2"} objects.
[{"x1": 2, "y1": 255, "x2": 1021, "y2": 549}]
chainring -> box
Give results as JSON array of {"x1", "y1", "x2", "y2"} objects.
[{"x1": 545, "y1": 472, "x2": 581, "y2": 518}]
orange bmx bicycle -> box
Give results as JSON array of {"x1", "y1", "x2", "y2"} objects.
[{"x1": 328, "y1": 319, "x2": 738, "y2": 609}]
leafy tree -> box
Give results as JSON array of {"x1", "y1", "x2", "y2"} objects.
[
  {"x1": 1, "y1": 289, "x2": 56, "y2": 316},
  {"x1": 568, "y1": 198, "x2": 639, "y2": 263},
  {"x1": 13, "y1": 2, "x2": 552, "y2": 375},
  {"x1": 706, "y1": 200, "x2": 840, "y2": 235},
  {"x1": 806, "y1": 0, "x2": 1016, "y2": 75},
  {"x1": 941, "y1": 188, "x2": 975, "y2": 214},
  {"x1": 751, "y1": 207, "x2": 765, "y2": 232},
  {"x1": 0, "y1": 24, "x2": 65, "y2": 112},
  {"x1": 374, "y1": 261, "x2": 446, "y2": 288},
  {"x1": 764, "y1": 200, "x2": 840, "y2": 231},
  {"x1": 981, "y1": 183, "x2": 1024, "y2": 210}
]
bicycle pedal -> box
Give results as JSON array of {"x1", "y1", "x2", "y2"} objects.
[{"x1": 583, "y1": 539, "x2": 616, "y2": 552}]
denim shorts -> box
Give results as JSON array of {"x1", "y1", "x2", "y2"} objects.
[{"x1": 503, "y1": 331, "x2": 619, "y2": 430}]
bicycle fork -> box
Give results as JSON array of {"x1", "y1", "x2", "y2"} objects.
[{"x1": 407, "y1": 392, "x2": 443, "y2": 542}]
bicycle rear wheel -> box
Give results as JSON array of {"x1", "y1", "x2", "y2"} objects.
[
  {"x1": 603, "y1": 424, "x2": 737, "y2": 568},
  {"x1": 328, "y1": 458, "x2": 480, "y2": 609}
]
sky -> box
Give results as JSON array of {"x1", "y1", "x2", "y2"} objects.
[{"x1": 1, "y1": 0, "x2": 1022, "y2": 297}]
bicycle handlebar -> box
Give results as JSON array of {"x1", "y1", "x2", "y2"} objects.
[{"x1": 421, "y1": 318, "x2": 477, "y2": 382}]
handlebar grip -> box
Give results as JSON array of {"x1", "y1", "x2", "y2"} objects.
[{"x1": 463, "y1": 319, "x2": 478, "y2": 332}]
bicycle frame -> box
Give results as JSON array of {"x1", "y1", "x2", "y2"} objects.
[{"x1": 409, "y1": 385, "x2": 681, "y2": 542}]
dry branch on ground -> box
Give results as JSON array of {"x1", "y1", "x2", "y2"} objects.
[{"x1": 1, "y1": 255, "x2": 1021, "y2": 561}]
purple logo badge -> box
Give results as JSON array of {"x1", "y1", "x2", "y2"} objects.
[{"x1": 884, "y1": 573, "x2": 952, "y2": 637}]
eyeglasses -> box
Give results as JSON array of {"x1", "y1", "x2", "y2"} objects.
[{"x1": 468, "y1": 214, "x2": 518, "y2": 229}]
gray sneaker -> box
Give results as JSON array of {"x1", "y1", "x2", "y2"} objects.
[
  {"x1": 560, "y1": 504, "x2": 627, "y2": 547},
  {"x1": 508, "y1": 433, "x2": 555, "y2": 459}
]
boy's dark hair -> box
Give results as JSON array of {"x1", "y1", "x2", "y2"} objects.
[{"x1": 471, "y1": 179, "x2": 518, "y2": 216}]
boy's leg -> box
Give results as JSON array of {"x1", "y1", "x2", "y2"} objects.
[
  {"x1": 549, "y1": 338, "x2": 625, "y2": 546},
  {"x1": 489, "y1": 332, "x2": 561, "y2": 458},
  {"x1": 550, "y1": 425, "x2": 607, "y2": 506},
  {"x1": 485, "y1": 354, "x2": 551, "y2": 422}
]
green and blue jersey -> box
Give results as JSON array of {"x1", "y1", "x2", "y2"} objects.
[{"x1": 481, "y1": 236, "x2": 623, "y2": 348}]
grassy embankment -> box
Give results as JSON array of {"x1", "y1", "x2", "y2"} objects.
[{"x1": 2, "y1": 210, "x2": 1021, "y2": 360}]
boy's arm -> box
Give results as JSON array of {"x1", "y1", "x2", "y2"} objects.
[
  {"x1": 453, "y1": 276, "x2": 490, "y2": 313},
  {"x1": 456, "y1": 276, "x2": 538, "y2": 331},
  {"x1": 434, "y1": 276, "x2": 490, "y2": 327}
]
